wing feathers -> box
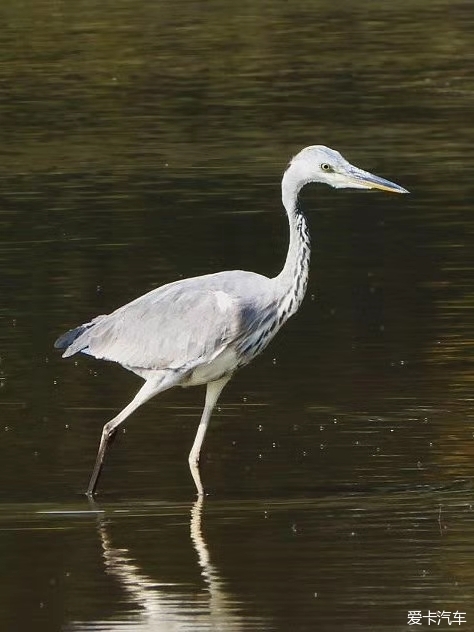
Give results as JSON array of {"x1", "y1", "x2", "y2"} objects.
[{"x1": 59, "y1": 284, "x2": 244, "y2": 372}]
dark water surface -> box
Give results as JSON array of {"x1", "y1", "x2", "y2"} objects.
[{"x1": 1, "y1": 0, "x2": 474, "y2": 630}]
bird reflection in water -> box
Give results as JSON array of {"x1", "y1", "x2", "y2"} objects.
[{"x1": 71, "y1": 497, "x2": 247, "y2": 631}]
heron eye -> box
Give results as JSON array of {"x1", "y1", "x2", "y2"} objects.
[{"x1": 321, "y1": 163, "x2": 333, "y2": 172}]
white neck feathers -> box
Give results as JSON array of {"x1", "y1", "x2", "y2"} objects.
[{"x1": 274, "y1": 162, "x2": 312, "y2": 320}]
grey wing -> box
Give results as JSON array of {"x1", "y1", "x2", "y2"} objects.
[{"x1": 57, "y1": 278, "x2": 261, "y2": 373}]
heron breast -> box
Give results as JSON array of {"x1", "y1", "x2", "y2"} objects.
[
  {"x1": 236, "y1": 321, "x2": 280, "y2": 368},
  {"x1": 185, "y1": 347, "x2": 239, "y2": 386}
]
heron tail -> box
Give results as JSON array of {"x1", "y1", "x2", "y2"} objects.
[
  {"x1": 54, "y1": 312, "x2": 108, "y2": 358},
  {"x1": 54, "y1": 324, "x2": 89, "y2": 353}
]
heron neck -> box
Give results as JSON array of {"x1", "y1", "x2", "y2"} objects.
[{"x1": 275, "y1": 167, "x2": 311, "y2": 317}]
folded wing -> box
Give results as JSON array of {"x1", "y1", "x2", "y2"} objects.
[{"x1": 55, "y1": 278, "x2": 258, "y2": 374}]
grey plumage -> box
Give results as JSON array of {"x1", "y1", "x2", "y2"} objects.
[
  {"x1": 55, "y1": 145, "x2": 408, "y2": 496},
  {"x1": 56, "y1": 271, "x2": 275, "y2": 377}
]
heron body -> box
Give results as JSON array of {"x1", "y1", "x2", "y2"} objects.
[{"x1": 55, "y1": 145, "x2": 408, "y2": 496}]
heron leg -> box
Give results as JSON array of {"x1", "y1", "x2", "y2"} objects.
[
  {"x1": 86, "y1": 374, "x2": 176, "y2": 496},
  {"x1": 188, "y1": 375, "x2": 230, "y2": 496}
]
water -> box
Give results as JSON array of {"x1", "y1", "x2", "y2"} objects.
[{"x1": 1, "y1": 0, "x2": 474, "y2": 629}]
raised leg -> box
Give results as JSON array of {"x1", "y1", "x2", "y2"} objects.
[
  {"x1": 86, "y1": 374, "x2": 176, "y2": 496},
  {"x1": 189, "y1": 375, "x2": 230, "y2": 496}
]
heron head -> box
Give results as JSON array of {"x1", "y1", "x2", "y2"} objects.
[{"x1": 289, "y1": 145, "x2": 409, "y2": 194}]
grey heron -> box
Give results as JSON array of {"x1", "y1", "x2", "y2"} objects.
[{"x1": 55, "y1": 145, "x2": 408, "y2": 496}]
